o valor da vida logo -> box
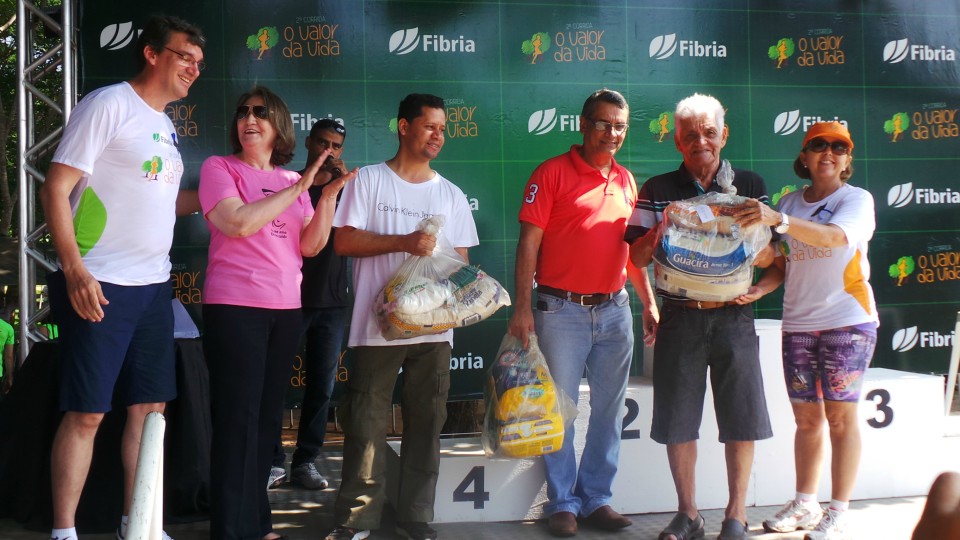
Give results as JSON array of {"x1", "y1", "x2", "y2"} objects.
[
  {"x1": 521, "y1": 22, "x2": 607, "y2": 64},
  {"x1": 445, "y1": 98, "x2": 479, "y2": 139},
  {"x1": 246, "y1": 14, "x2": 342, "y2": 61},
  {"x1": 888, "y1": 247, "x2": 960, "y2": 287},
  {"x1": 768, "y1": 28, "x2": 845, "y2": 69},
  {"x1": 883, "y1": 103, "x2": 959, "y2": 143}
]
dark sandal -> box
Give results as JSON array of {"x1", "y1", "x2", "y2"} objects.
[
  {"x1": 659, "y1": 512, "x2": 705, "y2": 540},
  {"x1": 717, "y1": 518, "x2": 748, "y2": 540}
]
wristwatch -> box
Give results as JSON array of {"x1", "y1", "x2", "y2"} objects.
[{"x1": 774, "y1": 212, "x2": 790, "y2": 234}]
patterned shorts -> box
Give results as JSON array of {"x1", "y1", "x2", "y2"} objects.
[{"x1": 781, "y1": 323, "x2": 878, "y2": 403}]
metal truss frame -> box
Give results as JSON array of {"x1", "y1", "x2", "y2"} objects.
[{"x1": 16, "y1": 0, "x2": 75, "y2": 363}]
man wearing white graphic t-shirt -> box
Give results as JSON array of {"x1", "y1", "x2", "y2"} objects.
[
  {"x1": 324, "y1": 93, "x2": 478, "y2": 540},
  {"x1": 39, "y1": 15, "x2": 205, "y2": 540}
]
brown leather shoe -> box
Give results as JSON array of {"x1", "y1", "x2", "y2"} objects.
[
  {"x1": 548, "y1": 511, "x2": 578, "y2": 537},
  {"x1": 583, "y1": 505, "x2": 632, "y2": 531}
]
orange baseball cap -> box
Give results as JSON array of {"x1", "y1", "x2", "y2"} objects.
[{"x1": 802, "y1": 121, "x2": 854, "y2": 151}]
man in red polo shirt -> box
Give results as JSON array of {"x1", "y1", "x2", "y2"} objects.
[{"x1": 508, "y1": 88, "x2": 656, "y2": 537}]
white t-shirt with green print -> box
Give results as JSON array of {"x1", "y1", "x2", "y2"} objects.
[{"x1": 52, "y1": 82, "x2": 182, "y2": 285}]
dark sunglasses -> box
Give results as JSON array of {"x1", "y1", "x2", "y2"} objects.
[
  {"x1": 235, "y1": 105, "x2": 270, "y2": 121},
  {"x1": 805, "y1": 138, "x2": 850, "y2": 155}
]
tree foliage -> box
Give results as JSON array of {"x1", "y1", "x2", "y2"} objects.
[
  {"x1": 1, "y1": 0, "x2": 65, "y2": 237},
  {"x1": 888, "y1": 256, "x2": 915, "y2": 279},
  {"x1": 246, "y1": 26, "x2": 279, "y2": 52},
  {"x1": 767, "y1": 38, "x2": 794, "y2": 60},
  {"x1": 883, "y1": 112, "x2": 910, "y2": 135}
]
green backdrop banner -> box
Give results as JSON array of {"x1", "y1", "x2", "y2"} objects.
[{"x1": 80, "y1": 1, "x2": 960, "y2": 398}]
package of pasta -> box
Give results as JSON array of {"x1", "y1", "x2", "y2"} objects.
[
  {"x1": 375, "y1": 215, "x2": 511, "y2": 341},
  {"x1": 482, "y1": 333, "x2": 577, "y2": 459},
  {"x1": 653, "y1": 161, "x2": 772, "y2": 301}
]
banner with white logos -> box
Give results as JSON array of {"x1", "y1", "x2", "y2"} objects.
[{"x1": 80, "y1": 1, "x2": 960, "y2": 397}]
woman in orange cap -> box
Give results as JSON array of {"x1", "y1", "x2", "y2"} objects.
[{"x1": 736, "y1": 121, "x2": 878, "y2": 540}]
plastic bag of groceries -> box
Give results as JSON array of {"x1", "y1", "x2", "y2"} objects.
[
  {"x1": 482, "y1": 333, "x2": 577, "y2": 459},
  {"x1": 375, "y1": 215, "x2": 511, "y2": 341},
  {"x1": 653, "y1": 161, "x2": 772, "y2": 302}
]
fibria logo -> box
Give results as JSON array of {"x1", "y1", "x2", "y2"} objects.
[
  {"x1": 768, "y1": 31, "x2": 845, "y2": 68},
  {"x1": 888, "y1": 182, "x2": 960, "y2": 208},
  {"x1": 649, "y1": 33, "x2": 727, "y2": 60},
  {"x1": 892, "y1": 326, "x2": 955, "y2": 352},
  {"x1": 527, "y1": 109, "x2": 579, "y2": 135},
  {"x1": 290, "y1": 113, "x2": 344, "y2": 133},
  {"x1": 883, "y1": 38, "x2": 957, "y2": 63},
  {"x1": 773, "y1": 110, "x2": 848, "y2": 136},
  {"x1": 388, "y1": 27, "x2": 475, "y2": 55},
  {"x1": 100, "y1": 22, "x2": 139, "y2": 50},
  {"x1": 648, "y1": 112, "x2": 673, "y2": 142}
]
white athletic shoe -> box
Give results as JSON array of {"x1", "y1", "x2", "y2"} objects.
[
  {"x1": 804, "y1": 507, "x2": 849, "y2": 540},
  {"x1": 763, "y1": 499, "x2": 824, "y2": 532}
]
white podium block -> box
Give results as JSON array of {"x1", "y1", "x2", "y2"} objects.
[
  {"x1": 386, "y1": 319, "x2": 953, "y2": 523},
  {"x1": 387, "y1": 438, "x2": 548, "y2": 523}
]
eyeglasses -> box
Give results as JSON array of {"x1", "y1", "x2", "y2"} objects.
[
  {"x1": 163, "y1": 46, "x2": 205, "y2": 71},
  {"x1": 587, "y1": 119, "x2": 629, "y2": 134},
  {"x1": 235, "y1": 105, "x2": 270, "y2": 121},
  {"x1": 805, "y1": 138, "x2": 850, "y2": 155}
]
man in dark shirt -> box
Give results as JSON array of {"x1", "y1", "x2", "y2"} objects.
[
  {"x1": 626, "y1": 93, "x2": 774, "y2": 540},
  {"x1": 269, "y1": 119, "x2": 350, "y2": 490}
]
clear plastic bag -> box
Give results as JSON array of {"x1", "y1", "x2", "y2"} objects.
[
  {"x1": 482, "y1": 333, "x2": 577, "y2": 459},
  {"x1": 375, "y1": 215, "x2": 511, "y2": 341},
  {"x1": 653, "y1": 166, "x2": 772, "y2": 301}
]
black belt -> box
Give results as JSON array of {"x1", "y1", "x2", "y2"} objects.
[
  {"x1": 664, "y1": 298, "x2": 739, "y2": 310},
  {"x1": 537, "y1": 285, "x2": 613, "y2": 306}
]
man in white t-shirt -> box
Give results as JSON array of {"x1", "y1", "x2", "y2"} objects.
[
  {"x1": 39, "y1": 15, "x2": 205, "y2": 540},
  {"x1": 324, "y1": 94, "x2": 479, "y2": 540}
]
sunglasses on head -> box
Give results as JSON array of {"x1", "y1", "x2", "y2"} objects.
[
  {"x1": 235, "y1": 105, "x2": 269, "y2": 121},
  {"x1": 805, "y1": 138, "x2": 850, "y2": 155}
]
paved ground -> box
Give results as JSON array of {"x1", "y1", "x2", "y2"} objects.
[{"x1": 0, "y1": 442, "x2": 931, "y2": 540}]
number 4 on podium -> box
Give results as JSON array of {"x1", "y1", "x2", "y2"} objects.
[{"x1": 453, "y1": 466, "x2": 491, "y2": 509}]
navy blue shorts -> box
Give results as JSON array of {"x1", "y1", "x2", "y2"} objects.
[{"x1": 48, "y1": 270, "x2": 176, "y2": 413}]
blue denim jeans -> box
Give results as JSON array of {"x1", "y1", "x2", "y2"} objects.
[{"x1": 534, "y1": 288, "x2": 634, "y2": 517}]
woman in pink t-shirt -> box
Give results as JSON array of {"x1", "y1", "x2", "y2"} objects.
[{"x1": 198, "y1": 86, "x2": 355, "y2": 540}]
